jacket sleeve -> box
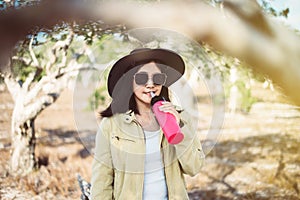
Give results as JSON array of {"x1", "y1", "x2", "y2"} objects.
[
  {"x1": 91, "y1": 118, "x2": 114, "y2": 200},
  {"x1": 174, "y1": 111, "x2": 205, "y2": 176}
]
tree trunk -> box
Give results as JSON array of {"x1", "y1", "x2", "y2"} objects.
[{"x1": 10, "y1": 118, "x2": 37, "y2": 176}]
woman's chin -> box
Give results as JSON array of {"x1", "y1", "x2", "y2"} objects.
[
  {"x1": 141, "y1": 97, "x2": 152, "y2": 105},
  {"x1": 134, "y1": 94, "x2": 152, "y2": 106}
]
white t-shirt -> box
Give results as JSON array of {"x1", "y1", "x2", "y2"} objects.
[{"x1": 143, "y1": 130, "x2": 168, "y2": 200}]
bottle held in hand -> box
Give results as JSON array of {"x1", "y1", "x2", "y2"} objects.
[{"x1": 150, "y1": 92, "x2": 184, "y2": 144}]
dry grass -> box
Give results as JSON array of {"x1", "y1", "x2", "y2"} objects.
[{"x1": 1, "y1": 86, "x2": 300, "y2": 199}]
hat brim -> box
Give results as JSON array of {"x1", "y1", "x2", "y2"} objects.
[{"x1": 108, "y1": 48, "x2": 185, "y2": 97}]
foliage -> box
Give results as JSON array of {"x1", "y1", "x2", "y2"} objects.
[
  {"x1": 0, "y1": 0, "x2": 40, "y2": 10},
  {"x1": 259, "y1": 0, "x2": 289, "y2": 18},
  {"x1": 88, "y1": 87, "x2": 106, "y2": 111},
  {"x1": 202, "y1": 45, "x2": 259, "y2": 113},
  {"x1": 84, "y1": 33, "x2": 137, "y2": 111},
  {"x1": 10, "y1": 20, "x2": 125, "y2": 81}
]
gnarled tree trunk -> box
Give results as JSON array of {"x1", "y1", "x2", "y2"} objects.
[
  {"x1": 1, "y1": 26, "x2": 93, "y2": 176},
  {"x1": 10, "y1": 117, "x2": 37, "y2": 175},
  {"x1": 8, "y1": 84, "x2": 59, "y2": 176}
]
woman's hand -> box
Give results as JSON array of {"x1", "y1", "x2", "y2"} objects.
[{"x1": 159, "y1": 101, "x2": 180, "y2": 124}]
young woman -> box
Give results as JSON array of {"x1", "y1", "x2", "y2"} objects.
[{"x1": 91, "y1": 48, "x2": 205, "y2": 200}]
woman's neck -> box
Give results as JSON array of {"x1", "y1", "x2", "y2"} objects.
[
  {"x1": 136, "y1": 101, "x2": 151, "y2": 114},
  {"x1": 135, "y1": 112, "x2": 160, "y2": 131},
  {"x1": 136, "y1": 105, "x2": 159, "y2": 131}
]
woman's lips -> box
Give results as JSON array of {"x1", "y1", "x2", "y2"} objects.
[{"x1": 144, "y1": 91, "x2": 156, "y2": 97}]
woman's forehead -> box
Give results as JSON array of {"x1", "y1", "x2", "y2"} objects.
[{"x1": 137, "y1": 62, "x2": 162, "y2": 73}]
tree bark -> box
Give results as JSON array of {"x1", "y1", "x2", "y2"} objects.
[{"x1": 10, "y1": 118, "x2": 37, "y2": 176}]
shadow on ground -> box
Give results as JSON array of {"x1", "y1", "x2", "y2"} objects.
[{"x1": 187, "y1": 133, "x2": 300, "y2": 200}]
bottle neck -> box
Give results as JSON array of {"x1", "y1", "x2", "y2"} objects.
[{"x1": 150, "y1": 95, "x2": 165, "y2": 106}]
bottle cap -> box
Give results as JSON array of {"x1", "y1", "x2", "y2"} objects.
[{"x1": 150, "y1": 93, "x2": 164, "y2": 106}]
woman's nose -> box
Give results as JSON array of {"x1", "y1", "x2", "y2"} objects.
[{"x1": 145, "y1": 78, "x2": 154, "y2": 87}]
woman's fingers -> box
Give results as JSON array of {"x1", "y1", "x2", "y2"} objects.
[{"x1": 159, "y1": 102, "x2": 180, "y2": 124}]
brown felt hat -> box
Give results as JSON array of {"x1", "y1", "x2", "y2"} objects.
[{"x1": 107, "y1": 48, "x2": 185, "y2": 97}]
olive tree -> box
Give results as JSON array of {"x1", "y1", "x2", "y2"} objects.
[{"x1": 1, "y1": 15, "x2": 124, "y2": 175}]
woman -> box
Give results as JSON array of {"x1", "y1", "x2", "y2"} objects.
[{"x1": 91, "y1": 48, "x2": 205, "y2": 200}]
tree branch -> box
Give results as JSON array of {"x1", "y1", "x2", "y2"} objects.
[
  {"x1": 23, "y1": 75, "x2": 50, "y2": 106},
  {"x1": 21, "y1": 35, "x2": 43, "y2": 92},
  {"x1": 1, "y1": 65, "x2": 20, "y2": 102},
  {"x1": 22, "y1": 71, "x2": 35, "y2": 91},
  {"x1": 21, "y1": 93, "x2": 60, "y2": 124},
  {"x1": 12, "y1": 56, "x2": 31, "y2": 65},
  {"x1": 29, "y1": 35, "x2": 39, "y2": 67},
  {"x1": 50, "y1": 26, "x2": 74, "y2": 75},
  {"x1": 222, "y1": 0, "x2": 273, "y2": 36}
]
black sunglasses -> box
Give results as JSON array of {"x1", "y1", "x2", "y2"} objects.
[{"x1": 134, "y1": 72, "x2": 167, "y2": 85}]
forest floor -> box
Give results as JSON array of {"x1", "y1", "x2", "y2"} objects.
[{"x1": 0, "y1": 83, "x2": 300, "y2": 200}]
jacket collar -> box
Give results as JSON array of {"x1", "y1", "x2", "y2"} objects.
[
  {"x1": 121, "y1": 110, "x2": 136, "y2": 124},
  {"x1": 119, "y1": 110, "x2": 165, "y2": 145}
]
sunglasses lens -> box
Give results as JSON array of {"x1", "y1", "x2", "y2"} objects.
[
  {"x1": 134, "y1": 73, "x2": 148, "y2": 85},
  {"x1": 134, "y1": 73, "x2": 167, "y2": 85},
  {"x1": 153, "y1": 73, "x2": 167, "y2": 85}
]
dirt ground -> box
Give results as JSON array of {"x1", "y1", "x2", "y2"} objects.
[{"x1": 0, "y1": 83, "x2": 300, "y2": 200}]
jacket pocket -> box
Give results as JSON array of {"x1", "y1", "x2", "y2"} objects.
[
  {"x1": 111, "y1": 135, "x2": 136, "y2": 143},
  {"x1": 111, "y1": 133, "x2": 145, "y2": 173}
]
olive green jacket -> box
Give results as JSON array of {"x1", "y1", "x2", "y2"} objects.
[{"x1": 91, "y1": 110, "x2": 205, "y2": 200}]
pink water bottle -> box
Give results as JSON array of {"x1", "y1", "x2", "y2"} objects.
[{"x1": 150, "y1": 92, "x2": 184, "y2": 144}]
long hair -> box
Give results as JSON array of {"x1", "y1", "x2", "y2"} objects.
[{"x1": 100, "y1": 62, "x2": 171, "y2": 118}]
